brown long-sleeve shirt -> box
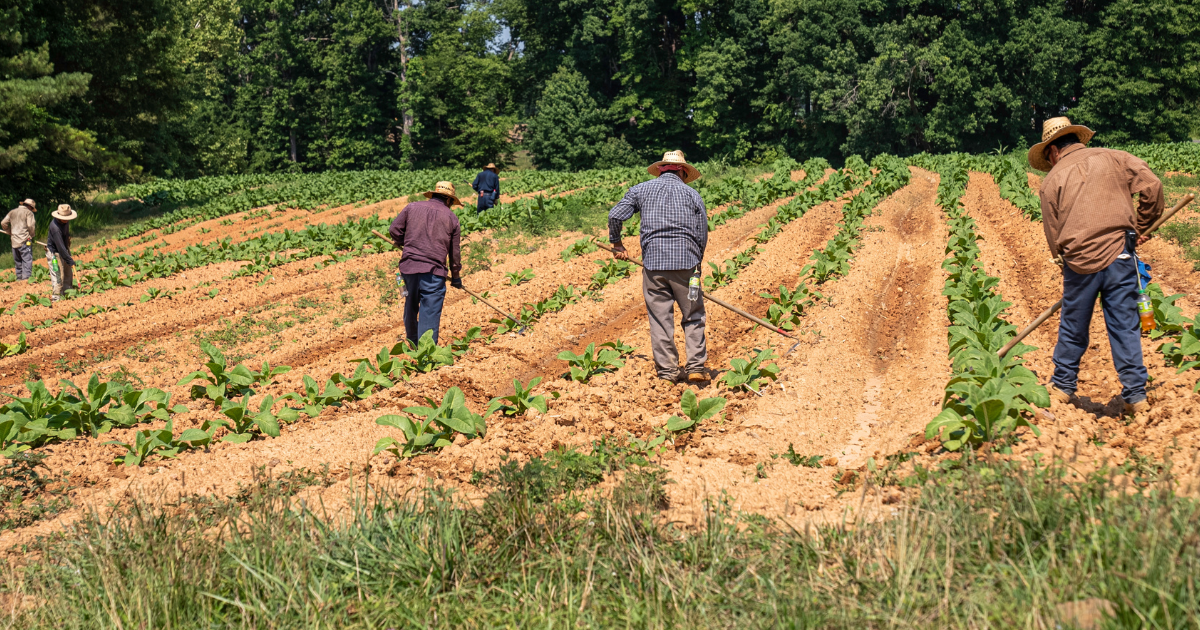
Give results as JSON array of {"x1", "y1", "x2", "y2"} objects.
[
  {"x1": 388, "y1": 198, "x2": 462, "y2": 277},
  {"x1": 1039, "y1": 144, "x2": 1164, "y2": 274},
  {"x1": 1, "y1": 205, "x2": 35, "y2": 246}
]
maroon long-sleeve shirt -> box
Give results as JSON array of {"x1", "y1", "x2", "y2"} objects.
[{"x1": 388, "y1": 198, "x2": 462, "y2": 277}]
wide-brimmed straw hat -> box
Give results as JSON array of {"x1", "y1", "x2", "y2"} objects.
[
  {"x1": 648, "y1": 150, "x2": 701, "y2": 183},
  {"x1": 423, "y1": 181, "x2": 462, "y2": 207},
  {"x1": 52, "y1": 204, "x2": 78, "y2": 221},
  {"x1": 485, "y1": 163, "x2": 497, "y2": 171},
  {"x1": 20, "y1": 199, "x2": 35, "y2": 210},
  {"x1": 1028, "y1": 117, "x2": 1095, "y2": 172}
]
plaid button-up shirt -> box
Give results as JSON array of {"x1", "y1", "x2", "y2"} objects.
[{"x1": 608, "y1": 173, "x2": 707, "y2": 271}]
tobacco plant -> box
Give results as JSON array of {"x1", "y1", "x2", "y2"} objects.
[
  {"x1": 486, "y1": 377, "x2": 558, "y2": 417},
  {"x1": 373, "y1": 387, "x2": 486, "y2": 458},
  {"x1": 105, "y1": 421, "x2": 182, "y2": 466},
  {"x1": 721, "y1": 348, "x2": 780, "y2": 393},
  {"x1": 665, "y1": 389, "x2": 727, "y2": 433},
  {"x1": 558, "y1": 343, "x2": 624, "y2": 383}
]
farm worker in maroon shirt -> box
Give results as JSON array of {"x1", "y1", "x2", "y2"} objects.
[{"x1": 388, "y1": 181, "x2": 464, "y2": 345}]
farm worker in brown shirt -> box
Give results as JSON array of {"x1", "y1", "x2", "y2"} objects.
[
  {"x1": 388, "y1": 181, "x2": 463, "y2": 346},
  {"x1": 2, "y1": 199, "x2": 37, "y2": 280},
  {"x1": 1031, "y1": 117, "x2": 1164, "y2": 415}
]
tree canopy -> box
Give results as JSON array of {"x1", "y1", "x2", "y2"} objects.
[{"x1": 1, "y1": 0, "x2": 1198, "y2": 205}]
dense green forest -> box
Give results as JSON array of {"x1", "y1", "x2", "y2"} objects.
[{"x1": 2, "y1": 0, "x2": 1199, "y2": 207}]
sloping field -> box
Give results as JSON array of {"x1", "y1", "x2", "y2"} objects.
[{"x1": 3, "y1": 153, "x2": 1200, "y2": 559}]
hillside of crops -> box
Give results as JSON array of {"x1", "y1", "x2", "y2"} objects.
[{"x1": 1, "y1": 144, "x2": 1200, "y2": 624}]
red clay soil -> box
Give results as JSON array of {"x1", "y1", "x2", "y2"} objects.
[{"x1": 965, "y1": 172, "x2": 1200, "y2": 496}]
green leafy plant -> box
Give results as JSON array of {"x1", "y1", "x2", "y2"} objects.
[
  {"x1": 560, "y1": 238, "x2": 598, "y2": 261},
  {"x1": 486, "y1": 377, "x2": 559, "y2": 417},
  {"x1": 373, "y1": 387, "x2": 486, "y2": 458},
  {"x1": 176, "y1": 420, "x2": 229, "y2": 449},
  {"x1": 721, "y1": 348, "x2": 780, "y2": 393},
  {"x1": 761, "y1": 284, "x2": 822, "y2": 330},
  {"x1": 248, "y1": 360, "x2": 292, "y2": 386},
  {"x1": 589, "y1": 259, "x2": 633, "y2": 291},
  {"x1": 177, "y1": 341, "x2": 256, "y2": 402},
  {"x1": 558, "y1": 343, "x2": 625, "y2": 383},
  {"x1": 505, "y1": 268, "x2": 535, "y2": 286},
  {"x1": 105, "y1": 421, "x2": 182, "y2": 467},
  {"x1": 449, "y1": 327, "x2": 483, "y2": 357},
  {"x1": 599, "y1": 340, "x2": 636, "y2": 356},
  {"x1": 402, "y1": 330, "x2": 455, "y2": 374},
  {"x1": 218, "y1": 394, "x2": 299, "y2": 443},
  {"x1": 776, "y1": 444, "x2": 823, "y2": 467},
  {"x1": 0, "y1": 333, "x2": 28, "y2": 357},
  {"x1": 702, "y1": 260, "x2": 739, "y2": 290},
  {"x1": 105, "y1": 388, "x2": 187, "y2": 428},
  {"x1": 296, "y1": 375, "x2": 349, "y2": 416},
  {"x1": 665, "y1": 389, "x2": 726, "y2": 433}
]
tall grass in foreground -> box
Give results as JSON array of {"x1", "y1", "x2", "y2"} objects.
[{"x1": 3, "y1": 447, "x2": 1199, "y2": 628}]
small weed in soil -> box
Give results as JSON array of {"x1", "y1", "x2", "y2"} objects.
[
  {"x1": 372, "y1": 266, "x2": 399, "y2": 305},
  {"x1": 464, "y1": 241, "x2": 492, "y2": 274},
  {"x1": 343, "y1": 270, "x2": 362, "y2": 289},
  {"x1": 0, "y1": 452, "x2": 73, "y2": 531},
  {"x1": 775, "y1": 443, "x2": 824, "y2": 468}
]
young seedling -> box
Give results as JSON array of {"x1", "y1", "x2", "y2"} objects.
[
  {"x1": 374, "y1": 387, "x2": 486, "y2": 458},
  {"x1": 721, "y1": 348, "x2": 780, "y2": 394},
  {"x1": 296, "y1": 375, "x2": 349, "y2": 416},
  {"x1": 560, "y1": 238, "x2": 598, "y2": 261},
  {"x1": 218, "y1": 394, "x2": 298, "y2": 443},
  {"x1": 558, "y1": 343, "x2": 624, "y2": 383},
  {"x1": 505, "y1": 268, "x2": 535, "y2": 286},
  {"x1": 775, "y1": 444, "x2": 823, "y2": 467},
  {"x1": 401, "y1": 330, "x2": 455, "y2": 374},
  {"x1": 105, "y1": 421, "x2": 182, "y2": 467},
  {"x1": 0, "y1": 333, "x2": 28, "y2": 357},
  {"x1": 105, "y1": 388, "x2": 187, "y2": 428},
  {"x1": 449, "y1": 327, "x2": 483, "y2": 357},
  {"x1": 178, "y1": 341, "x2": 256, "y2": 401},
  {"x1": 176, "y1": 420, "x2": 230, "y2": 449},
  {"x1": 665, "y1": 389, "x2": 727, "y2": 433},
  {"x1": 486, "y1": 377, "x2": 559, "y2": 417},
  {"x1": 599, "y1": 340, "x2": 636, "y2": 357}
]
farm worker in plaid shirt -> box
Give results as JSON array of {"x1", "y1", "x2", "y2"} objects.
[
  {"x1": 389, "y1": 181, "x2": 464, "y2": 345},
  {"x1": 1030, "y1": 117, "x2": 1163, "y2": 416},
  {"x1": 609, "y1": 150, "x2": 709, "y2": 383}
]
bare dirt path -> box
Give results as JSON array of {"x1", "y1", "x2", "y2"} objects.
[{"x1": 656, "y1": 167, "x2": 951, "y2": 526}]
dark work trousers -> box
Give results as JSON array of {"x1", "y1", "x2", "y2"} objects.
[
  {"x1": 643, "y1": 268, "x2": 707, "y2": 379},
  {"x1": 12, "y1": 244, "x2": 31, "y2": 280},
  {"x1": 402, "y1": 272, "x2": 447, "y2": 345},
  {"x1": 1051, "y1": 253, "x2": 1147, "y2": 403},
  {"x1": 476, "y1": 191, "x2": 497, "y2": 214}
]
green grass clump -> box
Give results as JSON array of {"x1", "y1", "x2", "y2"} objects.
[{"x1": 6, "y1": 447, "x2": 1200, "y2": 628}]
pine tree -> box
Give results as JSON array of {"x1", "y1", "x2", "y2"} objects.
[
  {"x1": 525, "y1": 63, "x2": 609, "y2": 171},
  {"x1": 0, "y1": 17, "x2": 104, "y2": 208}
]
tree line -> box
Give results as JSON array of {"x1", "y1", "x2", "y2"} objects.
[{"x1": 3, "y1": 0, "x2": 1198, "y2": 206}]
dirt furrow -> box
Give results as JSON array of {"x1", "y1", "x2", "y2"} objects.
[{"x1": 654, "y1": 167, "x2": 951, "y2": 526}]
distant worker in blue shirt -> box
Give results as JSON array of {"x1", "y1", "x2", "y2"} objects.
[{"x1": 471, "y1": 163, "x2": 500, "y2": 214}]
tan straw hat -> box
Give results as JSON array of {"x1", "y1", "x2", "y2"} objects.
[
  {"x1": 485, "y1": 163, "x2": 497, "y2": 171},
  {"x1": 648, "y1": 150, "x2": 701, "y2": 183},
  {"x1": 423, "y1": 181, "x2": 462, "y2": 207},
  {"x1": 1028, "y1": 117, "x2": 1095, "y2": 172},
  {"x1": 52, "y1": 204, "x2": 78, "y2": 221},
  {"x1": 20, "y1": 199, "x2": 35, "y2": 210}
]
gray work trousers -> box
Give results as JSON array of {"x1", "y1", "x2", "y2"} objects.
[
  {"x1": 12, "y1": 245, "x2": 31, "y2": 280},
  {"x1": 643, "y1": 268, "x2": 707, "y2": 379}
]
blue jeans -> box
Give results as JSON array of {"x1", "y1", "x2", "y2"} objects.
[
  {"x1": 402, "y1": 272, "x2": 447, "y2": 345},
  {"x1": 12, "y1": 245, "x2": 31, "y2": 280},
  {"x1": 1052, "y1": 254, "x2": 1147, "y2": 403},
  {"x1": 476, "y1": 191, "x2": 497, "y2": 214}
]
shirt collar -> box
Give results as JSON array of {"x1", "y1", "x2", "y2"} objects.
[{"x1": 657, "y1": 172, "x2": 683, "y2": 182}]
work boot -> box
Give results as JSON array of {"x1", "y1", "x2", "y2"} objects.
[
  {"x1": 1048, "y1": 385, "x2": 1075, "y2": 405},
  {"x1": 687, "y1": 371, "x2": 709, "y2": 384},
  {"x1": 1123, "y1": 398, "x2": 1150, "y2": 416}
]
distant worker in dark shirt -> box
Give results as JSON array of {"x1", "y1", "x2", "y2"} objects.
[
  {"x1": 388, "y1": 181, "x2": 463, "y2": 345},
  {"x1": 471, "y1": 163, "x2": 500, "y2": 214},
  {"x1": 47, "y1": 204, "x2": 78, "y2": 301}
]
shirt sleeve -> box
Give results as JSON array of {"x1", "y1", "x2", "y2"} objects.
[
  {"x1": 1, "y1": 212, "x2": 10, "y2": 233},
  {"x1": 389, "y1": 207, "x2": 407, "y2": 248},
  {"x1": 1039, "y1": 185, "x2": 1059, "y2": 258},
  {"x1": 608, "y1": 188, "x2": 638, "y2": 243},
  {"x1": 493, "y1": 173, "x2": 500, "y2": 197},
  {"x1": 695, "y1": 190, "x2": 708, "y2": 253},
  {"x1": 471, "y1": 173, "x2": 481, "y2": 192},
  {"x1": 1123, "y1": 152, "x2": 1164, "y2": 234},
  {"x1": 449, "y1": 216, "x2": 462, "y2": 276}
]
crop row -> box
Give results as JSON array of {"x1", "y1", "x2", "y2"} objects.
[{"x1": 917, "y1": 155, "x2": 1049, "y2": 451}]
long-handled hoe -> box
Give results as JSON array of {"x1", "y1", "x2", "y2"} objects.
[
  {"x1": 591, "y1": 240, "x2": 805, "y2": 356},
  {"x1": 372, "y1": 228, "x2": 528, "y2": 335},
  {"x1": 998, "y1": 192, "x2": 1196, "y2": 357}
]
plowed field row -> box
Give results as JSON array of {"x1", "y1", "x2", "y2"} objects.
[{"x1": 6, "y1": 165, "x2": 1200, "y2": 549}]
